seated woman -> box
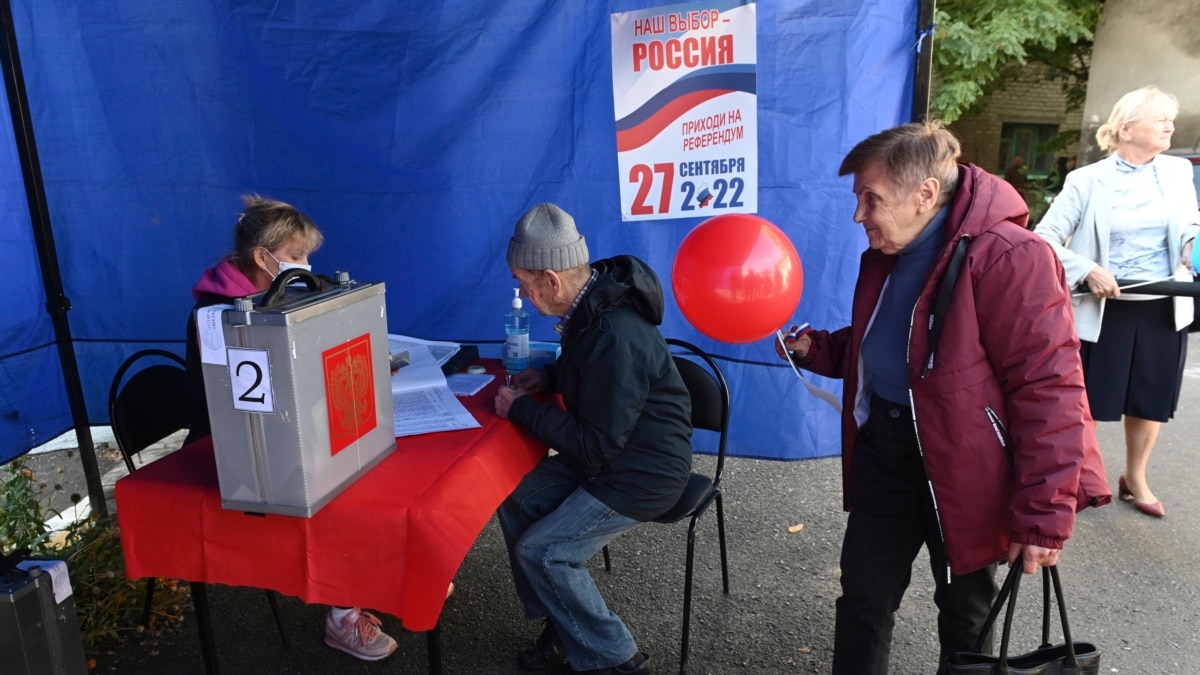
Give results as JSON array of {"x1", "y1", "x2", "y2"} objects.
[{"x1": 184, "y1": 194, "x2": 398, "y2": 662}]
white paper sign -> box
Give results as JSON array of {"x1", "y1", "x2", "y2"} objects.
[
  {"x1": 226, "y1": 347, "x2": 275, "y2": 414},
  {"x1": 16, "y1": 559, "x2": 73, "y2": 604},
  {"x1": 197, "y1": 305, "x2": 232, "y2": 365},
  {"x1": 611, "y1": 1, "x2": 758, "y2": 221}
]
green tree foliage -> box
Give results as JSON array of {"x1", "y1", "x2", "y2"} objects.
[{"x1": 932, "y1": 0, "x2": 1106, "y2": 123}]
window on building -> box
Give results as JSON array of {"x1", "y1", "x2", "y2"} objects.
[{"x1": 999, "y1": 123, "x2": 1059, "y2": 180}]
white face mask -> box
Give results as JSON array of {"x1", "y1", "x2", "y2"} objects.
[{"x1": 264, "y1": 249, "x2": 312, "y2": 280}]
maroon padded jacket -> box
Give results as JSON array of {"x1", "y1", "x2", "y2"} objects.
[{"x1": 801, "y1": 164, "x2": 1112, "y2": 575}]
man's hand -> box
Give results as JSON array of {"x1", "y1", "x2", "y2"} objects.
[
  {"x1": 1007, "y1": 543, "x2": 1060, "y2": 574},
  {"x1": 494, "y1": 385, "x2": 527, "y2": 419},
  {"x1": 510, "y1": 367, "x2": 549, "y2": 394},
  {"x1": 1184, "y1": 238, "x2": 1195, "y2": 273}
]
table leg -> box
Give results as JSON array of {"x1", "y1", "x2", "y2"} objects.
[
  {"x1": 189, "y1": 581, "x2": 220, "y2": 675},
  {"x1": 425, "y1": 623, "x2": 441, "y2": 675}
]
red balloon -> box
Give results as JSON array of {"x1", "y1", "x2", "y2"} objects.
[{"x1": 671, "y1": 214, "x2": 803, "y2": 344}]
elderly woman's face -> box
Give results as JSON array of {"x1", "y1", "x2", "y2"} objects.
[
  {"x1": 1120, "y1": 104, "x2": 1174, "y2": 159},
  {"x1": 851, "y1": 163, "x2": 932, "y2": 255}
]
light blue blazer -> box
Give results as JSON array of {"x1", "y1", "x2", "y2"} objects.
[{"x1": 1034, "y1": 153, "x2": 1200, "y2": 342}]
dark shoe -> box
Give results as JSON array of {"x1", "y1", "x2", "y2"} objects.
[
  {"x1": 518, "y1": 620, "x2": 567, "y2": 670},
  {"x1": 550, "y1": 651, "x2": 651, "y2": 675}
]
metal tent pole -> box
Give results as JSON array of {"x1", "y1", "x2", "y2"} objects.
[
  {"x1": 0, "y1": 0, "x2": 106, "y2": 519},
  {"x1": 911, "y1": 0, "x2": 936, "y2": 123}
]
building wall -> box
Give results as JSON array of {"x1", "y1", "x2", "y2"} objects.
[
  {"x1": 1082, "y1": 0, "x2": 1200, "y2": 162},
  {"x1": 948, "y1": 66, "x2": 1083, "y2": 176}
]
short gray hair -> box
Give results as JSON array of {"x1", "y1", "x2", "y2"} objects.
[{"x1": 838, "y1": 121, "x2": 961, "y2": 205}]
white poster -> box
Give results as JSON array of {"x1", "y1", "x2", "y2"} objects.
[{"x1": 611, "y1": 1, "x2": 757, "y2": 221}]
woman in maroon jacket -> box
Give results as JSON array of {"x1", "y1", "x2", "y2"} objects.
[{"x1": 776, "y1": 122, "x2": 1110, "y2": 674}]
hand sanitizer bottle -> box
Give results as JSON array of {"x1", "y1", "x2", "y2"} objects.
[{"x1": 505, "y1": 288, "x2": 529, "y2": 382}]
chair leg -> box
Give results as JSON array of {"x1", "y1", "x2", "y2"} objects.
[
  {"x1": 602, "y1": 544, "x2": 612, "y2": 572},
  {"x1": 263, "y1": 590, "x2": 290, "y2": 648},
  {"x1": 426, "y1": 623, "x2": 443, "y2": 675},
  {"x1": 680, "y1": 516, "x2": 700, "y2": 675},
  {"x1": 716, "y1": 493, "x2": 729, "y2": 594},
  {"x1": 141, "y1": 577, "x2": 157, "y2": 627}
]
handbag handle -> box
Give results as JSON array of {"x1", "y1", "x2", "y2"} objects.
[{"x1": 970, "y1": 564, "x2": 1081, "y2": 675}]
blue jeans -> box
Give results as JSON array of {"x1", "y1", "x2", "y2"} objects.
[{"x1": 498, "y1": 456, "x2": 641, "y2": 671}]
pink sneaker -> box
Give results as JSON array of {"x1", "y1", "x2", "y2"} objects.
[{"x1": 324, "y1": 608, "x2": 398, "y2": 661}]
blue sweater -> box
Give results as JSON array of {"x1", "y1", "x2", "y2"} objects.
[{"x1": 861, "y1": 207, "x2": 949, "y2": 404}]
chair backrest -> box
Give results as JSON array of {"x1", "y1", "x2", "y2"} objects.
[
  {"x1": 665, "y1": 338, "x2": 731, "y2": 485},
  {"x1": 107, "y1": 349, "x2": 191, "y2": 474}
]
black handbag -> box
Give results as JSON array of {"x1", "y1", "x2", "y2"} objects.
[{"x1": 946, "y1": 564, "x2": 1100, "y2": 674}]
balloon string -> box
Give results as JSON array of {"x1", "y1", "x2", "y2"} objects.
[{"x1": 775, "y1": 331, "x2": 842, "y2": 413}]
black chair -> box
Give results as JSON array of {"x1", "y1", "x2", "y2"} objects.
[
  {"x1": 601, "y1": 338, "x2": 731, "y2": 675},
  {"x1": 108, "y1": 349, "x2": 289, "y2": 647}
]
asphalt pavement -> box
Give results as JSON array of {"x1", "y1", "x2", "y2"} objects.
[{"x1": 88, "y1": 335, "x2": 1200, "y2": 674}]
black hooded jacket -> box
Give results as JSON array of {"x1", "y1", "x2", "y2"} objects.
[{"x1": 508, "y1": 255, "x2": 693, "y2": 521}]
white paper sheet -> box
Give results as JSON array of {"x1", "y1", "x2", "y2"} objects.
[
  {"x1": 446, "y1": 373, "x2": 495, "y2": 396},
  {"x1": 393, "y1": 386, "x2": 480, "y2": 437},
  {"x1": 389, "y1": 344, "x2": 480, "y2": 436},
  {"x1": 17, "y1": 559, "x2": 73, "y2": 604},
  {"x1": 388, "y1": 333, "x2": 461, "y2": 367},
  {"x1": 391, "y1": 344, "x2": 450, "y2": 394},
  {"x1": 197, "y1": 304, "x2": 233, "y2": 365}
]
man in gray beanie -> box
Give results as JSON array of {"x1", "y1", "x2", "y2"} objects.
[
  {"x1": 506, "y1": 202, "x2": 590, "y2": 272},
  {"x1": 494, "y1": 203, "x2": 693, "y2": 675}
]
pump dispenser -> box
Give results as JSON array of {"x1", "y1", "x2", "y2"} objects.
[{"x1": 504, "y1": 288, "x2": 529, "y2": 382}]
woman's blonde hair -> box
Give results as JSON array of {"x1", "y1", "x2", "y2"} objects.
[
  {"x1": 1096, "y1": 85, "x2": 1179, "y2": 153},
  {"x1": 229, "y1": 194, "x2": 324, "y2": 272}
]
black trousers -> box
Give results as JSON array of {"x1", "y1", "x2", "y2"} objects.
[{"x1": 832, "y1": 394, "x2": 997, "y2": 674}]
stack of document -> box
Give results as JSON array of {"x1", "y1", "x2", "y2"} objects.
[
  {"x1": 389, "y1": 342, "x2": 481, "y2": 437},
  {"x1": 388, "y1": 334, "x2": 460, "y2": 368}
]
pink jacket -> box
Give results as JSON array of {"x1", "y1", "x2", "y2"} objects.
[{"x1": 801, "y1": 164, "x2": 1112, "y2": 575}]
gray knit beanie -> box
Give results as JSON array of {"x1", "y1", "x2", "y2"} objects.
[{"x1": 507, "y1": 203, "x2": 589, "y2": 271}]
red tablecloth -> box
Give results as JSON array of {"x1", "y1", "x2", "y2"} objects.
[{"x1": 115, "y1": 365, "x2": 544, "y2": 631}]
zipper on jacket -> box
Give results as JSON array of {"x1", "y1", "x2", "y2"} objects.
[
  {"x1": 902, "y1": 236, "x2": 972, "y2": 583},
  {"x1": 921, "y1": 235, "x2": 971, "y2": 379},
  {"x1": 906, "y1": 388, "x2": 951, "y2": 585},
  {"x1": 984, "y1": 406, "x2": 1007, "y2": 448}
]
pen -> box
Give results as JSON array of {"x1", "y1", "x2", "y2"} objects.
[{"x1": 786, "y1": 323, "x2": 812, "y2": 341}]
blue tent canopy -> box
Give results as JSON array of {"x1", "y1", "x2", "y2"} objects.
[{"x1": 0, "y1": 0, "x2": 918, "y2": 466}]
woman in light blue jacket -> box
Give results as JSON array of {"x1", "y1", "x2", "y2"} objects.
[{"x1": 1035, "y1": 86, "x2": 1200, "y2": 519}]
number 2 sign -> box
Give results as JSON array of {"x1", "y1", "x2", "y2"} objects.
[{"x1": 227, "y1": 347, "x2": 275, "y2": 414}]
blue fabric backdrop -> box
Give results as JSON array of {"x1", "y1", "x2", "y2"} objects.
[{"x1": 0, "y1": 0, "x2": 916, "y2": 464}]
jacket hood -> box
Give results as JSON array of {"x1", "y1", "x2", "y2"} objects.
[
  {"x1": 192, "y1": 259, "x2": 259, "y2": 301},
  {"x1": 580, "y1": 255, "x2": 666, "y2": 327},
  {"x1": 945, "y1": 163, "x2": 1030, "y2": 239}
]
